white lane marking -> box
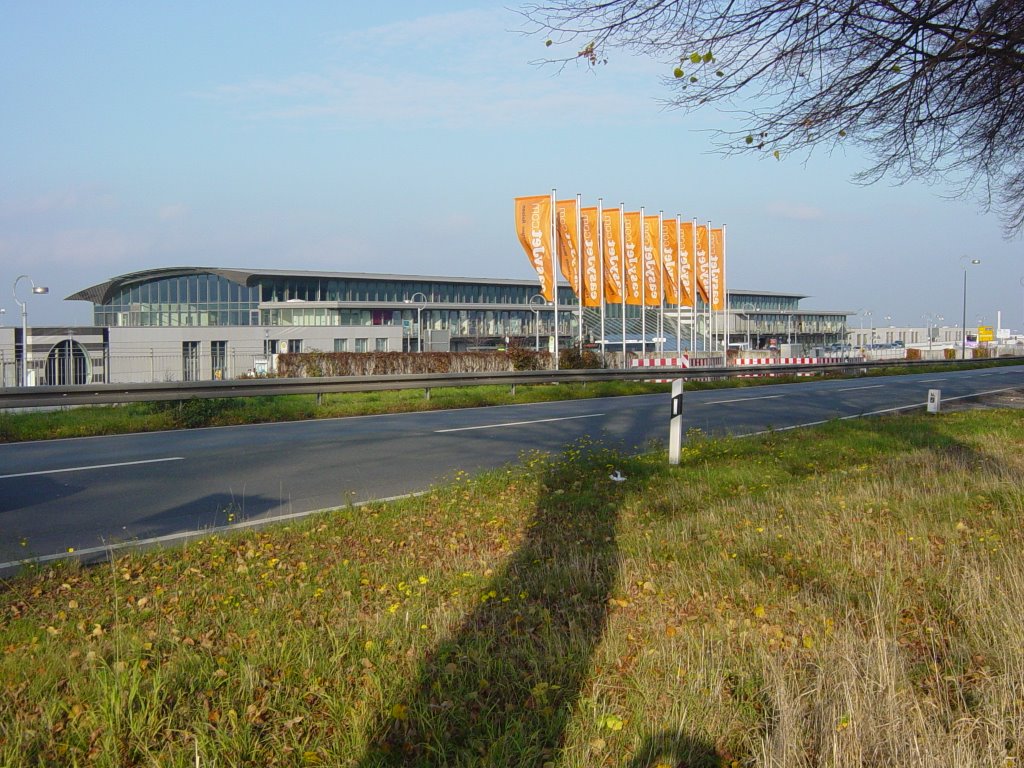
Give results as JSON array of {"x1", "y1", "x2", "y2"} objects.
[
  {"x1": 702, "y1": 394, "x2": 784, "y2": 405},
  {"x1": 919, "y1": 378, "x2": 947, "y2": 383},
  {"x1": 0, "y1": 457, "x2": 184, "y2": 480},
  {"x1": 435, "y1": 413, "x2": 605, "y2": 433},
  {"x1": 837, "y1": 384, "x2": 885, "y2": 391},
  {"x1": 740, "y1": 384, "x2": 1024, "y2": 437}
]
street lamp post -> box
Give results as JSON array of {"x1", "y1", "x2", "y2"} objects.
[
  {"x1": 739, "y1": 303, "x2": 758, "y2": 350},
  {"x1": 13, "y1": 275, "x2": 49, "y2": 387},
  {"x1": 404, "y1": 292, "x2": 427, "y2": 353},
  {"x1": 923, "y1": 313, "x2": 943, "y2": 354},
  {"x1": 961, "y1": 258, "x2": 981, "y2": 359},
  {"x1": 529, "y1": 293, "x2": 546, "y2": 353},
  {"x1": 1019, "y1": 276, "x2": 1024, "y2": 334}
]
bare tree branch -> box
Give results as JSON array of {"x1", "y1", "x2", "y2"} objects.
[{"x1": 521, "y1": 0, "x2": 1024, "y2": 235}]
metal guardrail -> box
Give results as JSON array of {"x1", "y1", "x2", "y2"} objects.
[{"x1": 1, "y1": 357, "x2": 1022, "y2": 409}]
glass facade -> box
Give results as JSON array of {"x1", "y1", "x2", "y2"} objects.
[
  {"x1": 94, "y1": 273, "x2": 260, "y2": 328},
  {"x1": 83, "y1": 269, "x2": 846, "y2": 348},
  {"x1": 256, "y1": 277, "x2": 575, "y2": 306}
]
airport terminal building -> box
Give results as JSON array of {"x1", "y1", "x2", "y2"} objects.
[{"x1": 1, "y1": 266, "x2": 852, "y2": 385}]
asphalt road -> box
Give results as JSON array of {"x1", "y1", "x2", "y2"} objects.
[{"x1": 2, "y1": 365, "x2": 1022, "y2": 568}]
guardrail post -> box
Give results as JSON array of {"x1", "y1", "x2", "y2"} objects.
[{"x1": 669, "y1": 379, "x2": 685, "y2": 465}]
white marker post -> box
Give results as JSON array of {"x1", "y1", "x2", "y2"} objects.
[
  {"x1": 669, "y1": 379, "x2": 685, "y2": 465},
  {"x1": 927, "y1": 389, "x2": 942, "y2": 414}
]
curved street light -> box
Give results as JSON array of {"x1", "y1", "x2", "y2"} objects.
[
  {"x1": 961, "y1": 257, "x2": 981, "y2": 359},
  {"x1": 13, "y1": 275, "x2": 49, "y2": 387},
  {"x1": 404, "y1": 292, "x2": 427, "y2": 353},
  {"x1": 1020, "y1": 276, "x2": 1024, "y2": 333},
  {"x1": 738, "y1": 302, "x2": 758, "y2": 350},
  {"x1": 528, "y1": 293, "x2": 547, "y2": 353},
  {"x1": 923, "y1": 312, "x2": 944, "y2": 354}
]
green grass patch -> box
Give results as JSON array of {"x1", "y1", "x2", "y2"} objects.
[{"x1": 3, "y1": 409, "x2": 1023, "y2": 765}]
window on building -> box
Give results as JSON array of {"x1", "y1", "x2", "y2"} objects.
[
  {"x1": 355, "y1": 338, "x2": 368, "y2": 353},
  {"x1": 182, "y1": 341, "x2": 200, "y2": 382},
  {"x1": 334, "y1": 338, "x2": 348, "y2": 352},
  {"x1": 375, "y1": 337, "x2": 389, "y2": 352},
  {"x1": 287, "y1": 339, "x2": 303, "y2": 354},
  {"x1": 211, "y1": 341, "x2": 227, "y2": 380}
]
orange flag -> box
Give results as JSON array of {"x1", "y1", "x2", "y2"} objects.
[
  {"x1": 695, "y1": 224, "x2": 711, "y2": 305},
  {"x1": 661, "y1": 218, "x2": 685, "y2": 306},
  {"x1": 514, "y1": 195, "x2": 554, "y2": 301},
  {"x1": 555, "y1": 199, "x2": 580, "y2": 296},
  {"x1": 710, "y1": 227, "x2": 725, "y2": 311},
  {"x1": 642, "y1": 216, "x2": 663, "y2": 306},
  {"x1": 579, "y1": 207, "x2": 602, "y2": 307},
  {"x1": 601, "y1": 207, "x2": 623, "y2": 303},
  {"x1": 622, "y1": 211, "x2": 643, "y2": 305},
  {"x1": 680, "y1": 220, "x2": 703, "y2": 304}
]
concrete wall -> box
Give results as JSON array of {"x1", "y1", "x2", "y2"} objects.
[
  {"x1": 106, "y1": 325, "x2": 404, "y2": 383},
  {"x1": 0, "y1": 327, "x2": 14, "y2": 388}
]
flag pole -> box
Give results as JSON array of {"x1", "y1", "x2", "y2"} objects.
[
  {"x1": 598, "y1": 197, "x2": 606, "y2": 360},
  {"x1": 691, "y1": 218, "x2": 698, "y2": 353},
  {"x1": 706, "y1": 219, "x2": 713, "y2": 356},
  {"x1": 676, "y1": 214, "x2": 682, "y2": 355},
  {"x1": 551, "y1": 189, "x2": 559, "y2": 370},
  {"x1": 658, "y1": 210, "x2": 665, "y2": 355},
  {"x1": 722, "y1": 224, "x2": 729, "y2": 358},
  {"x1": 640, "y1": 205, "x2": 647, "y2": 358},
  {"x1": 620, "y1": 202, "x2": 627, "y2": 365},
  {"x1": 577, "y1": 193, "x2": 583, "y2": 353}
]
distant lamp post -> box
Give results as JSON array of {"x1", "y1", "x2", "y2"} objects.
[
  {"x1": 1019, "y1": 276, "x2": 1024, "y2": 333},
  {"x1": 528, "y1": 293, "x2": 546, "y2": 353},
  {"x1": 404, "y1": 292, "x2": 427, "y2": 352},
  {"x1": 923, "y1": 313, "x2": 943, "y2": 354},
  {"x1": 961, "y1": 258, "x2": 981, "y2": 359},
  {"x1": 739, "y1": 303, "x2": 758, "y2": 350},
  {"x1": 13, "y1": 275, "x2": 49, "y2": 387}
]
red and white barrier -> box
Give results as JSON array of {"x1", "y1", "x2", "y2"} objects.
[
  {"x1": 734, "y1": 357, "x2": 846, "y2": 365},
  {"x1": 631, "y1": 356, "x2": 690, "y2": 368},
  {"x1": 630, "y1": 356, "x2": 856, "y2": 381}
]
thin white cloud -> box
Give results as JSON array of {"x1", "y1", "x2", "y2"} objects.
[
  {"x1": 49, "y1": 229, "x2": 147, "y2": 265},
  {"x1": 765, "y1": 201, "x2": 825, "y2": 221},
  {"x1": 200, "y1": 8, "x2": 663, "y2": 129},
  {"x1": 158, "y1": 203, "x2": 189, "y2": 221},
  {"x1": 0, "y1": 188, "x2": 118, "y2": 219}
]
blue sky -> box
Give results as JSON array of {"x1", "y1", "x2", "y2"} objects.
[{"x1": 2, "y1": 1, "x2": 1021, "y2": 330}]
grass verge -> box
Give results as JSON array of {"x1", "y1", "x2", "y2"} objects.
[{"x1": 2, "y1": 408, "x2": 1022, "y2": 765}]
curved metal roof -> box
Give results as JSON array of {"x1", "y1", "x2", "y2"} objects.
[
  {"x1": 65, "y1": 265, "x2": 815, "y2": 305},
  {"x1": 65, "y1": 267, "x2": 255, "y2": 304}
]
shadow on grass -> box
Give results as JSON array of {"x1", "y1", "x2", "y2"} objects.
[
  {"x1": 357, "y1": 444, "x2": 716, "y2": 766},
  {"x1": 625, "y1": 729, "x2": 723, "y2": 768}
]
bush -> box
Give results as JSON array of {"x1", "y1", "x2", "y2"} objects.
[
  {"x1": 559, "y1": 347, "x2": 605, "y2": 369},
  {"x1": 506, "y1": 342, "x2": 544, "y2": 371},
  {"x1": 149, "y1": 398, "x2": 232, "y2": 428},
  {"x1": 276, "y1": 351, "x2": 529, "y2": 377}
]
